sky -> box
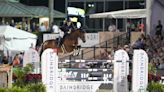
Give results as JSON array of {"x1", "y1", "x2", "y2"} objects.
[{"x1": 20, "y1": 0, "x2": 65, "y2": 13}]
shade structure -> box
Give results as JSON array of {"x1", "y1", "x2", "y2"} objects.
[
  {"x1": 0, "y1": 25, "x2": 37, "y2": 51},
  {"x1": 0, "y1": 1, "x2": 65, "y2": 18},
  {"x1": 89, "y1": 9, "x2": 146, "y2": 19}
]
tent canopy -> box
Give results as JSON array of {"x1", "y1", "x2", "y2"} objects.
[
  {"x1": 0, "y1": 26, "x2": 37, "y2": 51},
  {"x1": 89, "y1": 9, "x2": 146, "y2": 19}
]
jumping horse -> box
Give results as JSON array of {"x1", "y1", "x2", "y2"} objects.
[{"x1": 39, "y1": 29, "x2": 86, "y2": 56}]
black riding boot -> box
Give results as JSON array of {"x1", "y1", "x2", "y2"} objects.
[{"x1": 57, "y1": 37, "x2": 62, "y2": 47}]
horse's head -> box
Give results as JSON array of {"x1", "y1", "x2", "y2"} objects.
[{"x1": 75, "y1": 29, "x2": 86, "y2": 43}]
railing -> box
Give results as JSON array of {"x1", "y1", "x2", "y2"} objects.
[{"x1": 60, "y1": 32, "x2": 130, "y2": 61}]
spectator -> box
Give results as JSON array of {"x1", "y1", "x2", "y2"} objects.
[
  {"x1": 137, "y1": 21, "x2": 144, "y2": 33},
  {"x1": 108, "y1": 24, "x2": 116, "y2": 32},
  {"x1": 130, "y1": 22, "x2": 135, "y2": 31},
  {"x1": 31, "y1": 22, "x2": 36, "y2": 32},
  {"x1": 10, "y1": 19, "x2": 15, "y2": 27},
  {"x1": 18, "y1": 52, "x2": 24, "y2": 65},
  {"x1": 39, "y1": 23, "x2": 46, "y2": 32},
  {"x1": 107, "y1": 51, "x2": 113, "y2": 60},
  {"x1": 155, "y1": 20, "x2": 163, "y2": 37},
  {"x1": 12, "y1": 54, "x2": 20, "y2": 67},
  {"x1": 1, "y1": 56, "x2": 8, "y2": 64}
]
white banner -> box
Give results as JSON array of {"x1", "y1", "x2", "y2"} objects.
[
  {"x1": 23, "y1": 48, "x2": 40, "y2": 73},
  {"x1": 43, "y1": 34, "x2": 59, "y2": 42},
  {"x1": 132, "y1": 49, "x2": 148, "y2": 92},
  {"x1": 78, "y1": 33, "x2": 99, "y2": 47},
  {"x1": 41, "y1": 48, "x2": 58, "y2": 92},
  {"x1": 113, "y1": 49, "x2": 129, "y2": 92},
  {"x1": 59, "y1": 81, "x2": 102, "y2": 92}
]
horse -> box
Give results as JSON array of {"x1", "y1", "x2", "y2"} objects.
[{"x1": 39, "y1": 29, "x2": 86, "y2": 56}]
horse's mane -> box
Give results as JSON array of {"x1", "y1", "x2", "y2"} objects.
[{"x1": 64, "y1": 29, "x2": 81, "y2": 40}]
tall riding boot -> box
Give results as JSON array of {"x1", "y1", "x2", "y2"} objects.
[{"x1": 57, "y1": 37, "x2": 62, "y2": 47}]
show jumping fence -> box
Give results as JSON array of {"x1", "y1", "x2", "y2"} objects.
[{"x1": 41, "y1": 48, "x2": 148, "y2": 92}]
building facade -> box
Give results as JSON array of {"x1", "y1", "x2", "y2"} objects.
[{"x1": 66, "y1": 0, "x2": 145, "y2": 32}]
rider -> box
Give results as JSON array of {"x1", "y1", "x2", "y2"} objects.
[{"x1": 59, "y1": 17, "x2": 76, "y2": 47}]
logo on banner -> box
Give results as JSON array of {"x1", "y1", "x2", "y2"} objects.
[
  {"x1": 132, "y1": 49, "x2": 148, "y2": 92},
  {"x1": 41, "y1": 48, "x2": 58, "y2": 92},
  {"x1": 113, "y1": 49, "x2": 129, "y2": 92},
  {"x1": 23, "y1": 48, "x2": 40, "y2": 73}
]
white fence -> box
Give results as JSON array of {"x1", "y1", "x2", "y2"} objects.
[{"x1": 41, "y1": 48, "x2": 148, "y2": 92}]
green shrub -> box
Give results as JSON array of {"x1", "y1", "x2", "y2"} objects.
[
  {"x1": 26, "y1": 82, "x2": 46, "y2": 92},
  {"x1": 147, "y1": 81, "x2": 164, "y2": 92},
  {"x1": 7, "y1": 86, "x2": 28, "y2": 92},
  {"x1": 0, "y1": 87, "x2": 6, "y2": 92}
]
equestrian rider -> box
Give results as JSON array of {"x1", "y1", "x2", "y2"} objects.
[{"x1": 59, "y1": 18, "x2": 76, "y2": 46}]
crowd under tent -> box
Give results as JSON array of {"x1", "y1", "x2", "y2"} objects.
[{"x1": 89, "y1": 9, "x2": 146, "y2": 32}]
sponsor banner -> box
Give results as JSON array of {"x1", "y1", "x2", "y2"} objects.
[
  {"x1": 59, "y1": 81, "x2": 103, "y2": 92},
  {"x1": 113, "y1": 49, "x2": 129, "y2": 92},
  {"x1": 41, "y1": 49, "x2": 58, "y2": 92},
  {"x1": 23, "y1": 48, "x2": 40, "y2": 73},
  {"x1": 78, "y1": 33, "x2": 99, "y2": 47},
  {"x1": 43, "y1": 34, "x2": 59, "y2": 42},
  {"x1": 132, "y1": 50, "x2": 148, "y2": 92},
  {"x1": 58, "y1": 68, "x2": 113, "y2": 81}
]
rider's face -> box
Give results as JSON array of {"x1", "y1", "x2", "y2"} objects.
[{"x1": 67, "y1": 22, "x2": 71, "y2": 26}]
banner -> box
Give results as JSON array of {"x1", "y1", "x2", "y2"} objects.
[
  {"x1": 23, "y1": 48, "x2": 40, "y2": 73},
  {"x1": 132, "y1": 49, "x2": 148, "y2": 92},
  {"x1": 43, "y1": 34, "x2": 59, "y2": 42},
  {"x1": 41, "y1": 48, "x2": 58, "y2": 92},
  {"x1": 113, "y1": 49, "x2": 129, "y2": 92},
  {"x1": 59, "y1": 81, "x2": 102, "y2": 92},
  {"x1": 78, "y1": 33, "x2": 99, "y2": 47}
]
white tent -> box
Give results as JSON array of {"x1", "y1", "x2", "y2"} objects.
[
  {"x1": 89, "y1": 9, "x2": 146, "y2": 19},
  {"x1": 0, "y1": 25, "x2": 37, "y2": 51}
]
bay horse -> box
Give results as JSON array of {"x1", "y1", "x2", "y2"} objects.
[{"x1": 39, "y1": 29, "x2": 86, "y2": 56}]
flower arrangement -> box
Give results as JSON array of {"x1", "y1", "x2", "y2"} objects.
[
  {"x1": 25, "y1": 74, "x2": 42, "y2": 83},
  {"x1": 127, "y1": 63, "x2": 163, "y2": 91},
  {"x1": 11, "y1": 64, "x2": 45, "y2": 92},
  {"x1": 127, "y1": 73, "x2": 161, "y2": 83}
]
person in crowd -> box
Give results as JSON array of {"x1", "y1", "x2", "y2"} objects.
[
  {"x1": 12, "y1": 54, "x2": 20, "y2": 67},
  {"x1": 22, "y1": 22, "x2": 28, "y2": 31},
  {"x1": 39, "y1": 23, "x2": 46, "y2": 32},
  {"x1": 100, "y1": 48, "x2": 109, "y2": 60},
  {"x1": 10, "y1": 19, "x2": 15, "y2": 27},
  {"x1": 130, "y1": 22, "x2": 136, "y2": 31},
  {"x1": 107, "y1": 51, "x2": 113, "y2": 60},
  {"x1": 137, "y1": 21, "x2": 144, "y2": 32},
  {"x1": 155, "y1": 20, "x2": 163, "y2": 37},
  {"x1": 31, "y1": 22, "x2": 36, "y2": 32},
  {"x1": 18, "y1": 52, "x2": 24, "y2": 65},
  {"x1": 51, "y1": 22, "x2": 64, "y2": 47},
  {"x1": 108, "y1": 23, "x2": 116, "y2": 32},
  {"x1": 1, "y1": 56, "x2": 8, "y2": 64}
]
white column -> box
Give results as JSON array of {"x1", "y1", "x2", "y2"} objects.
[{"x1": 146, "y1": 0, "x2": 153, "y2": 35}]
